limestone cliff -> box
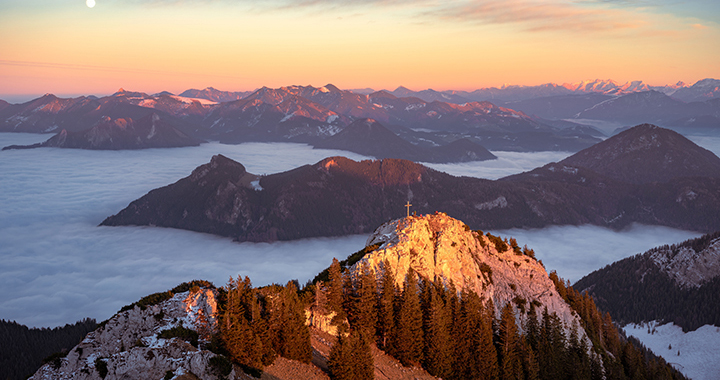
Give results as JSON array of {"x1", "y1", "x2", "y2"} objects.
[
  {"x1": 29, "y1": 289, "x2": 240, "y2": 380},
  {"x1": 356, "y1": 212, "x2": 586, "y2": 337}
]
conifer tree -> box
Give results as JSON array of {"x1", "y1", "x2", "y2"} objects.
[
  {"x1": 499, "y1": 303, "x2": 523, "y2": 380},
  {"x1": 351, "y1": 262, "x2": 378, "y2": 337},
  {"x1": 328, "y1": 258, "x2": 344, "y2": 316},
  {"x1": 376, "y1": 260, "x2": 396, "y2": 351},
  {"x1": 393, "y1": 267, "x2": 423, "y2": 366},
  {"x1": 328, "y1": 326, "x2": 374, "y2": 380},
  {"x1": 421, "y1": 282, "x2": 452, "y2": 379},
  {"x1": 538, "y1": 307, "x2": 567, "y2": 380},
  {"x1": 520, "y1": 336, "x2": 540, "y2": 380},
  {"x1": 220, "y1": 276, "x2": 266, "y2": 371},
  {"x1": 276, "y1": 281, "x2": 312, "y2": 363},
  {"x1": 477, "y1": 297, "x2": 500, "y2": 380}
]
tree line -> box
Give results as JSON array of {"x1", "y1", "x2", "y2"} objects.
[{"x1": 0, "y1": 318, "x2": 97, "y2": 380}]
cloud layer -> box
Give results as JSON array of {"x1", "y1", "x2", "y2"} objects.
[{"x1": 1, "y1": 133, "x2": 717, "y2": 328}]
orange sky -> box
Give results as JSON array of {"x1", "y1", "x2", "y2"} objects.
[{"x1": 1, "y1": 0, "x2": 718, "y2": 100}]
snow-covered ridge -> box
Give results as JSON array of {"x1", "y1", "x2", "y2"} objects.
[
  {"x1": 649, "y1": 237, "x2": 720, "y2": 288},
  {"x1": 29, "y1": 288, "x2": 237, "y2": 380}
]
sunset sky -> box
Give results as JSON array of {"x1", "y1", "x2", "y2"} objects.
[{"x1": 1, "y1": 0, "x2": 718, "y2": 101}]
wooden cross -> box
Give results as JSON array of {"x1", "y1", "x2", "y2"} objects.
[{"x1": 405, "y1": 200, "x2": 412, "y2": 217}]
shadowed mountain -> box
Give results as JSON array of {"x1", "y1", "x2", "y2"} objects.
[
  {"x1": 3, "y1": 113, "x2": 204, "y2": 150},
  {"x1": 502, "y1": 93, "x2": 613, "y2": 120},
  {"x1": 179, "y1": 87, "x2": 253, "y2": 102},
  {"x1": 102, "y1": 125, "x2": 720, "y2": 242},
  {"x1": 313, "y1": 118, "x2": 496, "y2": 163},
  {"x1": 575, "y1": 91, "x2": 720, "y2": 127},
  {"x1": 574, "y1": 231, "x2": 720, "y2": 332},
  {"x1": 557, "y1": 124, "x2": 720, "y2": 183}
]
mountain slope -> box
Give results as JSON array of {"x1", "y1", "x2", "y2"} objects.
[
  {"x1": 102, "y1": 133, "x2": 720, "y2": 242},
  {"x1": 558, "y1": 124, "x2": 720, "y2": 183},
  {"x1": 3, "y1": 113, "x2": 204, "y2": 150},
  {"x1": 31, "y1": 215, "x2": 686, "y2": 380},
  {"x1": 357, "y1": 213, "x2": 581, "y2": 329},
  {"x1": 313, "y1": 118, "x2": 496, "y2": 163},
  {"x1": 574, "y1": 231, "x2": 720, "y2": 332}
]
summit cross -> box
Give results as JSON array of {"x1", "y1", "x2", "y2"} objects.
[{"x1": 405, "y1": 200, "x2": 412, "y2": 217}]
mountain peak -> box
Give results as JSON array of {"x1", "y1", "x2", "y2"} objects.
[
  {"x1": 559, "y1": 123, "x2": 720, "y2": 183},
  {"x1": 355, "y1": 213, "x2": 584, "y2": 327}
]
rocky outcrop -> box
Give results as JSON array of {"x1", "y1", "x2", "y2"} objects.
[
  {"x1": 29, "y1": 289, "x2": 239, "y2": 380},
  {"x1": 575, "y1": 231, "x2": 720, "y2": 331},
  {"x1": 355, "y1": 213, "x2": 584, "y2": 332}
]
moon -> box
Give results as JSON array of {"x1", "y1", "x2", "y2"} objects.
[{"x1": 86, "y1": 0, "x2": 95, "y2": 8}]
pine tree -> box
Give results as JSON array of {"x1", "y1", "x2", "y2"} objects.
[
  {"x1": 220, "y1": 276, "x2": 266, "y2": 371},
  {"x1": 376, "y1": 260, "x2": 396, "y2": 351},
  {"x1": 499, "y1": 303, "x2": 523, "y2": 380},
  {"x1": 421, "y1": 282, "x2": 452, "y2": 379},
  {"x1": 328, "y1": 258, "x2": 344, "y2": 316},
  {"x1": 328, "y1": 326, "x2": 374, "y2": 380},
  {"x1": 393, "y1": 267, "x2": 423, "y2": 366},
  {"x1": 277, "y1": 281, "x2": 312, "y2": 363},
  {"x1": 351, "y1": 262, "x2": 378, "y2": 337},
  {"x1": 520, "y1": 336, "x2": 539, "y2": 380},
  {"x1": 477, "y1": 297, "x2": 500, "y2": 380}
]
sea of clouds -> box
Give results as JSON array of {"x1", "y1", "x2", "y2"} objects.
[{"x1": 1, "y1": 133, "x2": 718, "y2": 328}]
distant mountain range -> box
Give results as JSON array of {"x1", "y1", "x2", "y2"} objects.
[
  {"x1": 2, "y1": 78, "x2": 718, "y2": 155},
  {"x1": 381, "y1": 78, "x2": 718, "y2": 104},
  {"x1": 101, "y1": 124, "x2": 720, "y2": 242}
]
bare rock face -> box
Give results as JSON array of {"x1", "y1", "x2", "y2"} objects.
[
  {"x1": 30, "y1": 289, "x2": 241, "y2": 380},
  {"x1": 358, "y1": 213, "x2": 585, "y2": 336},
  {"x1": 649, "y1": 235, "x2": 720, "y2": 288}
]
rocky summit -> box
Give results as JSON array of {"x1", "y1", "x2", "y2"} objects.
[
  {"x1": 30, "y1": 288, "x2": 227, "y2": 380},
  {"x1": 357, "y1": 213, "x2": 583, "y2": 333}
]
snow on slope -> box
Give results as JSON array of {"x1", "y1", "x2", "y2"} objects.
[{"x1": 624, "y1": 321, "x2": 720, "y2": 380}]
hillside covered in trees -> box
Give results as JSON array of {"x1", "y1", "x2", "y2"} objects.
[
  {"x1": 28, "y1": 215, "x2": 686, "y2": 380},
  {"x1": 1, "y1": 318, "x2": 97, "y2": 380},
  {"x1": 574, "y1": 231, "x2": 720, "y2": 331}
]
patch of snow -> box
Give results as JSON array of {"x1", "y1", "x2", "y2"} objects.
[
  {"x1": 147, "y1": 125, "x2": 156, "y2": 140},
  {"x1": 250, "y1": 179, "x2": 263, "y2": 191},
  {"x1": 326, "y1": 114, "x2": 339, "y2": 124},
  {"x1": 624, "y1": 321, "x2": 720, "y2": 380},
  {"x1": 281, "y1": 112, "x2": 295, "y2": 122},
  {"x1": 405, "y1": 103, "x2": 425, "y2": 111},
  {"x1": 170, "y1": 95, "x2": 217, "y2": 106},
  {"x1": 44, "y1": 125, "x2": 58, "y2": 132}
]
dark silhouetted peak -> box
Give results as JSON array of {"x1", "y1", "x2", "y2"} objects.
[
  {"x1": 433, "y1": 138, "x2": 497, "y2": 161},
  {"x1": 189, "y1": 154, "x2": 247, "y2": 182},
  {"x1": 560, "y1": 123, "x2": 720, "y2": 183}
]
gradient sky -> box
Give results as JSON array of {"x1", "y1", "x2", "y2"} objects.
[{"x1": 1, "y1": 0, "x2": 718, "y2": 100}]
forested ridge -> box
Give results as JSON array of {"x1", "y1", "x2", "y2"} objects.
[
  {"x1": 0, "y1": 318, "x2": 97, "y2": 380},
  {"x1": 210, "y1": 242, "x2": 686, "y2": 380},
  {"x1": 574, "y1": 231, "x2": 720, "y2": 331}
]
